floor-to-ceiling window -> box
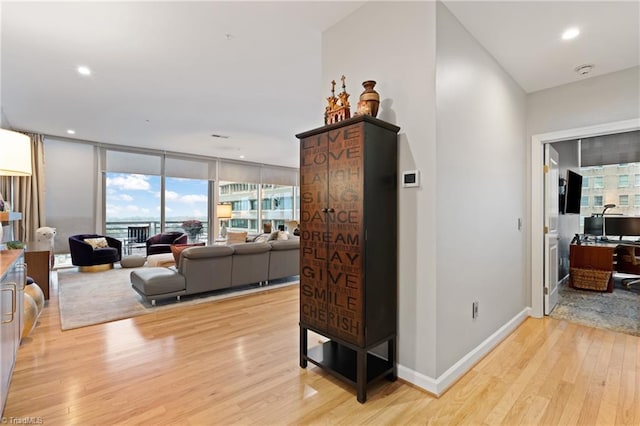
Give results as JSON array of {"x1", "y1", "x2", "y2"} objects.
[
  {"x1": 580, "y1": 162, "x2": 640, "y2": 233},
  {"x1": 164, "y1": 156, "x2": 215, "y2": 242},
  {"x1": 217, "y1": 162, "x2": 299, "y2": 236},
  {"x1": 103, "y1": 150, "x2": 215, "y2": 248},
  {"x1": 218, "y1": 181, "x2": 259, "y2": 234},
  {"x1": 105, "y1": 172, "x2": 161, "y2": 245},
  {"x1": 261, "y1": 184, "x2": 295, "y2": 231},
  {"x1": 45, "y1": 137, "x2": 298, "y2": 266},
  {"x1": 164, "y1": 177, "x2": 208, "y2": 240},
  {"x1": 103, "y1": 150, "x2": 162, "y2": 252}
]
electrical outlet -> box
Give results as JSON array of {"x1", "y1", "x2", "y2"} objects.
[{"x1": 472, "y1": 301, "x2": 479, "y2": 319}]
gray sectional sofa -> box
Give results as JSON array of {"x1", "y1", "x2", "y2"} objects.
[{"x1": 130, "y1": 238, "x2": 299, "y2": 305}]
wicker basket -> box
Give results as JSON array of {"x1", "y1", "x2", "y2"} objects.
[{"x1": 570, "y1": 267, "x2": 611, "y2": 291}]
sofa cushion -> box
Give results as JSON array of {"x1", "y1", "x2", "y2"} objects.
[
  {"x1": 268, "y1": 239, "x2": 300, "y2": 251},
  {"x1": 130, "y1": 267, "x2": 185, "y2": 297},
  {"x1": 230, "y1": 241, "x2": 271, "y2": 255},
  {"x1": 182, "y1": 245, "x2": 234, "y2": 259}
]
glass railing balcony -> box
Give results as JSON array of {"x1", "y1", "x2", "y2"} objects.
[{"x1": 105, "y1": 220, "x2": 209, "y2": 245}]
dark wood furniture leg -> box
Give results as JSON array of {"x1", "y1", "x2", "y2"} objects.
[
  {"x1": 300, "y1": 326, "x2": 308, "y2": 368},
  {"x1": 388, "y1": 338, "x2": 397, "y2": 381},
  {"x1": 357, "y1": 349, "x2": 367, "y2": 403}
]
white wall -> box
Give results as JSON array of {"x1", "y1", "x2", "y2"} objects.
[
  {"x1": 526, "y1": 67, "x2": 640, "y2": 316},
  {"x1": 527, "y1": 66, "x2": 640, "y2": 137},
  {"x1": 323, "y1": 1, "x2": 528, "y2": 390},
  {"x1": 0, "y1": 2, "x2": 3, "y2": 128},
  {"x1": 323, "y1": 1, "x2": 439, "y2": 378},
  {"x1": 435, "y1": 3, "x2": 527, "y2": 376}
]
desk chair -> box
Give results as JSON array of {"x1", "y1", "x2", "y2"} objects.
[{"x1": 614, "y1": 245, "x2": 640, "y2": 288}]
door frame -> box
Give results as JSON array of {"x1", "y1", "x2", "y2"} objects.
[{"x1": 530, "y1": 117, "x2": 640, "y2": 317}]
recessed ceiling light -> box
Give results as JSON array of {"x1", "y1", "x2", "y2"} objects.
[
  {"x1": 66, "y1": 129, "x2": 76, "y2": 135},
  {"x1": 562, "y1": 27, "x2": 580, "y2": 40},
  {"x1": 239, "y1": 155, "x2": 245, "y2": 159},
  {"x1": 77, "y1": 65, "x2": 91, "y2": 76},
  {"x1": 575, "y1": 64, "x2": 594, "y2": 75}
]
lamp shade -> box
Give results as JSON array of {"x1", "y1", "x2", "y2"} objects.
[
  {"x1": 0, "y1": 129, "x2": 32, "y2": 176},
  {"x1": 217, "y1": 203, "x2": 232, "y2": 219},
  {"x1": 285, "y1": 220, "x2": 299, "y2": 231}
]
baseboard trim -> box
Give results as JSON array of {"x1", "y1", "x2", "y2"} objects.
[{"x1": 398, "y1": 307, "x2": 531, "y2": 396}]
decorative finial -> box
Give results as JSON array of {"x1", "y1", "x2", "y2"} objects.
[{"x1": 324, "y1": 75, "x2": 351, "y2": 125}]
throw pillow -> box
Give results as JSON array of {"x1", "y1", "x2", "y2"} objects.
[
  {"x1": 226, "y1": 231, "x2": 248, "y2": 244},
  {"x1": 170, "y1": 243, "x2": 205, "y2": 266},
  {"x1": 84, "y1": 237, "x2": 108, "y2": 249},
  {"x1": 276, "y1": 230, "x2": 289, "y2": 241},
  {"x1": 268, "y1": 231, "x2": 280, "y2": 241},
  {"x1": 253, "y1": 234, "x2": 269, "y2": 243}
]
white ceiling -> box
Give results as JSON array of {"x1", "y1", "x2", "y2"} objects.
[
  {"x1": 2, "y1": 1, "x2": 638, "y2": 169},
  {"x1": 443, "y1": 0, "x2": 639, "y2": 93}
]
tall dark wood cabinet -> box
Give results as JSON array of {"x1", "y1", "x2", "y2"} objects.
[{"x1": 296, "y1": 114, "x2": 399, "y2": 403}]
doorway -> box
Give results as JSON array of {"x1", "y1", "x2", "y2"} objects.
[{"x1": 530, "y1": 118, "x2": 640, "y2": 317}]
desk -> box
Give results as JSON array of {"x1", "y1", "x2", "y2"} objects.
[
  {"x1": 24, "y1": 241, "x2": 52, "y2": 300},
  {"x1": 569, "y1": 243, "x2": 620, "y2": 292}
]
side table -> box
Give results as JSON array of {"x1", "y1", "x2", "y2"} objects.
[{"x1": 24, "y1": 240, "x2": 52, "y2": 300}]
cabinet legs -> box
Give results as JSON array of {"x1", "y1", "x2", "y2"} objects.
[
  {"x1": 387, "y1": 338, "x2": 397, "y2": 381},
  {"x1": 300, "y1": 326, "x2": 308, "y2": 368},
  {"x1": 300, "y1": 326, "x2": 396, "y2": 403},
  {"x1": 357, "y1": 349, "x2": 367, "y2": 403}
]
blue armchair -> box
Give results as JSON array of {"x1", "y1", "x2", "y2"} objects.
[{"x1": 69, "y1": 234, "x2": 122, "y2": 271}]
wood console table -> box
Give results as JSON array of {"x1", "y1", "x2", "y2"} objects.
[{"x1": 24, "y1": 241, "x2": 52, "y2": 300}]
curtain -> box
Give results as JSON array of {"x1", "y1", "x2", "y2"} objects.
[
  {"x1": 12, "y1": 133, "x2": 46, "y2": 241},
  {"x1": 0, "y1": 178, "x2": 9, "y2": 208}
]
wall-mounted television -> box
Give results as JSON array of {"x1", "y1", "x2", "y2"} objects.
[{"x1": 562, "y1": 169, "x2": 583, "y2": 214}]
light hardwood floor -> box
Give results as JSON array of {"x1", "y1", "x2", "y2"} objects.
[{"x1": 5, "y1": 272, "x2": 640, "y2": 425}]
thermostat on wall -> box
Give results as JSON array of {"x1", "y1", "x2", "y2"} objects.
[{"x1": 402, "y1": 170, "x2": 420, "y2": 188}]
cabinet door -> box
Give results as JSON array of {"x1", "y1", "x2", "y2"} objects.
[
  {"x1": 299, "y1": 132, "x2": 330, "y2": 334},
  {"x1": 300, "y1": 124, "x2": 367, "y2": 346},
  {"x1": 1, "y1": 260, "x2": 20, "y2": 410},
  {"x1": 325, "y1": 123, "x2": 364, "y2": 346}
]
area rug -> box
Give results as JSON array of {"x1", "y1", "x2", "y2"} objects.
[
  {"x1": 550, "y1": 277, "x2": 639, "y2": 336},
  {"x1": 58, "y1": 266, "x2": 298, "y2": 330}
]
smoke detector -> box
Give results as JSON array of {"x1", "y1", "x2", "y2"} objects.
[{"x1": 574, "y1": 64, "x2": 594, "y2": 75}]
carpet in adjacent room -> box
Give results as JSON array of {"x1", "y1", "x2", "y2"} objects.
[{"x1": 550, "y1": 277, "x2": 639, "y2": 336}]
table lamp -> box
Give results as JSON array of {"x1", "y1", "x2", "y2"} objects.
[
  {"x1": 0, "y1": 129, "x2": 32, "y2": 243},
  {"x1": 217, "y1": 203, "x2": 232, "y2": 238},
  {"x1": 285, "y1": 220, "x2": 299, "y2": 234}
]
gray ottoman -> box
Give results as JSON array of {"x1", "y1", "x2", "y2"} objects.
[
  {"x1": 120, "y1": 255, "x2": 146, "y2": 268},
  {"x1": 130, "y1": 267, "x2": 186, "y2": 306}
]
